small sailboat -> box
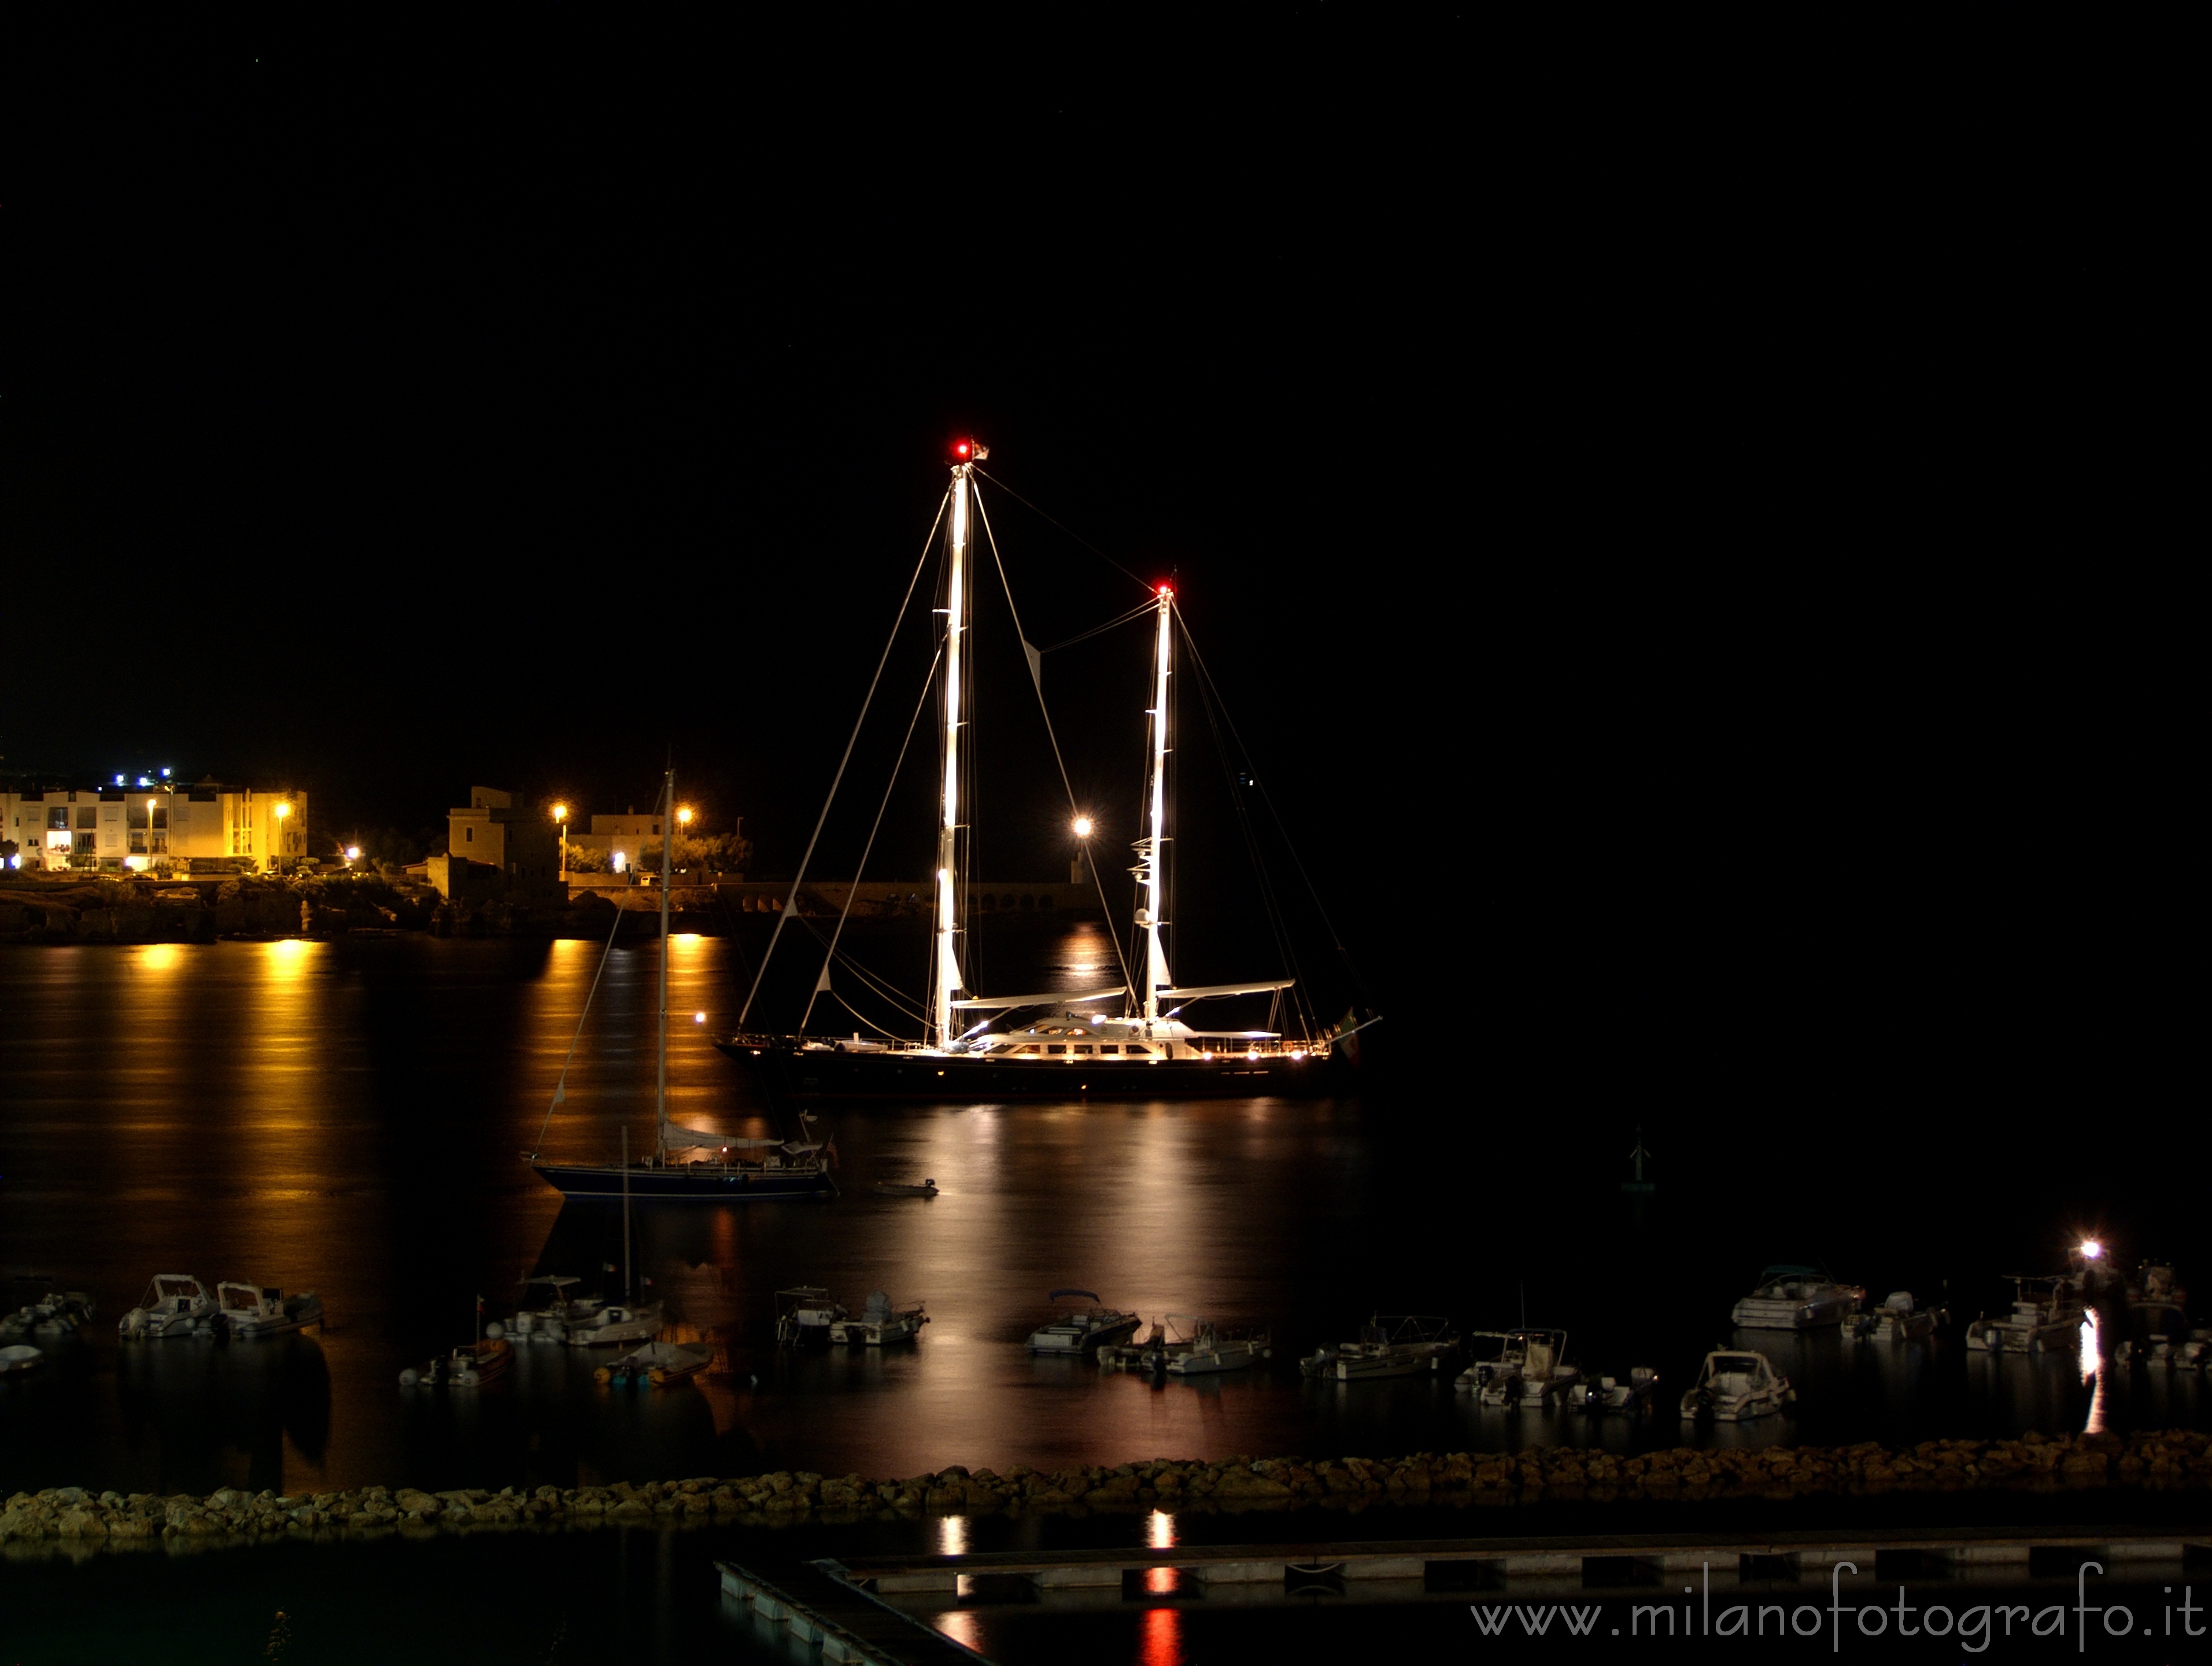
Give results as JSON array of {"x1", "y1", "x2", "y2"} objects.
[
  {"x1": 594, "y1": 1341, "x2": 711, "y2": 1387},
  {"x1": 216, "y1": 1282, "x2": 324, "y2": 1339},
  {"x1": 527, "y1": 766, "x2": 835, "y2": 1202},
  {"x1": 827, "y1": 1291, "x2": 928, "y2": 1346},
  {"x1": 565, "y1": 1129, "x2": 664, "y2": 1347},
  {"x1": 1026, "y1": 1289, "x2": 1142, "y2": 1354},
  {"x1": 117, "y1": 1275, "x2": 216, "y2": 1340},
  {"x1": 401, "y1": 1299, "x2": 511, "y2": 1388}
]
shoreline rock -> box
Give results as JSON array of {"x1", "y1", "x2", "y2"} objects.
[{"x1": 2, "y1": 1429, "x2": 2208, "y2": 1557}]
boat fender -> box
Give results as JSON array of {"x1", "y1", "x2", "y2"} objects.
[
  {"x1": 485, "y1": 1321, "x2": 504, "y2": 1340},
  {"x1": 457, "y1": 1370, "x2": 479, "y2": 1386},
  {"x1": 593, "y1": 1366, "x2": 612, "y2": 1384},
  {"x1": 398, "y1": 1368, "x2": 420, "y2": 1387}
]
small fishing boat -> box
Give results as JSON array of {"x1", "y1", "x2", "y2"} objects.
[
  {"x1": 775, "y1": 1286, "x2": 848, "y2": 1345},
  {"x1": 1845, "y1": 1291, "x2": 1940, "y2": 1342},
  {"x1": 1455, "y1": 1329, "x2": 1576, "y2": 1406},
  {"x1": 828, "y1": 1291, "x2": 928, "y2": 1346},
  {"x1": 216, "y1": 1282, "x2": 324, "y2": 1339},
  {"x1": 1454, "y1": 1331, "x2": 1524, "y2": 1398},
  {"x1": 0, "y1": 1345, "x2": 44, "y2": 1378},
  {"x1": 1570, "y1": 1366, "x2": 1658, "y2": 1414},
  {"x1": 1966, "y1": 1276, "x2": 2084, "y2": 1354},
  {"x1": 594, "y1": 1341, "x2": 712, "y2": 1387},
  {"x1": 1302, "y1": 1314, "x2": 1458, "y2": 1382},
  {"x1": 1026, "y1": 1289, "x2": 1142, "y2": 1354},
  {"x1": 401, "y1": 1337, "x2": 512, "y2": 1388},
  {"x1": 1679, "y1": 1348, "x2": 1793, "y2": 1421},
  {"x1": 1730, "y1": 1266, "x2": 1865, "y2": 1330},
  {"x1": 117, "y1": 1275, "x2": 217, "y2": 1340},
  {"x1": 873, "y1": 1178, "x2": 939, "y2": 1197},
  {"x1": 1164, "y1": 1319, "x2": 1269, "y2": 1376},
  {"x1": 1099, "y1": 1314, "x2": 1197, "y2": 1372}
]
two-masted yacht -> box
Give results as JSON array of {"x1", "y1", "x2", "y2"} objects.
[{"x1": 719, "y1": 441, "x2": 1369, "y2": 1103}]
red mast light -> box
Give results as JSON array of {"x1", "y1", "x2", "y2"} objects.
[{"x1": 950, "y1": 437, "x2": 986, "y2": 464}]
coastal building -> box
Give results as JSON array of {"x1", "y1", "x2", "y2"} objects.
[
  {"x1": 442, "y1": 787, "x2": 562, "y2": 901},
  {"x1": 1, "y1": 776, "x2": 309, "y2": 875},
  {"x1": 564, "y1": 808, "x2": 747, "y2": 876}
]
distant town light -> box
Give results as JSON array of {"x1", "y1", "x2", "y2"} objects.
[
  {"x1": 114, "y1": 775, "x2": 125, "y2": 786},
  {"x1": 345, "y1": 846, "x2": 361, "y2": 861},
  {"x1": 693, "y1": 1011, "x2": 706, "y2": 1024},
  {"x1": 274, "y1": 801, "x2": 292, "y2": 819},
  {"x1": 160, "y1": 768, "x2": 171, "y2": 778}
]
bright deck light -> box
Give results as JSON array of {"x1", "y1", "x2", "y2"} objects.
[{"x1": 2080, "y1": 1239, "x2": 2104, "y2": 1260}]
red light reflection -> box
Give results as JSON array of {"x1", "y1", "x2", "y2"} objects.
[{"x1": 1141, "y1": 1605, "x2": 1183, "y2": 1666}]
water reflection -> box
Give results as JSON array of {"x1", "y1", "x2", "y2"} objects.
[{"x1": 114, "y1": 1336, "x2": 332, "y2": 1495}]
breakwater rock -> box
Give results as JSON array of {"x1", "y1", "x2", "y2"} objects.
[{"x1": 5, "y1": 1431, "x2": 2210, "y2": 1557}]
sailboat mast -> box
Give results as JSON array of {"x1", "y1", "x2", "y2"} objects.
[
  {"x1": 1139, "y1": 585, "x2": 1174, "y2": 1025},
  {"x1": 933, "y1": 447, "x2": 977, "y2": 1046},
  {"x1": 656, "y1": 765, "x2": 674, "y2": 1159}
]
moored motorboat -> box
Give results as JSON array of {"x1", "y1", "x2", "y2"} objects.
[
  {"x1": 117, "y1": 1275, "x2": 217, "y2": 1341},
  {"x1": 216, "y1": 1282, "x2": 324, "y2": 1339},
  {"x1": 1163, "y1": 1319, "x2": 1269, "y2": 1376},
  {"x1": 827, "y1": 1291, "x2": 928, "y2": 1346},
  {"x1": 1454, "y1": 1331, "x2": 1524, "y2": 1399},
  {"x1": 401, "y1": 1337, "x2": 512, "y2": 1388},
  {"x1": 775, "y1": 1286, "x2": 848, "y2": 1346},
  {"x1": 1966, "y1": 1276, "x2": 2084, "y2": 1354},
  {"x1": 505, "y1": 1275, "x2": 597, "y2": 1344},
  {"x1": 5, "y1": 1287, "x2": 95, "y2": 1342},
  {"x1": 595, "y1": 1341, "x2": 712, "y2": 1387},
  {"x1": 1845, "y1": 1291, "x2": 1940, "y2": 1342},
  {"x1": 1099, "y1": 1315, "x2": 1197, "y2": 1372},
  {"x1": 1570, "y1": 1366, "x2": 1658, "y2": 1414},
  {"x1": 1302, "y1": 1314, "x2": 1457, "y2": 1382},
  {"x1": 1026, "y1": 1289, "x2": 1142, "y2": 1354},
  {"x1": 565, "y1": 1300, "x2": 664, "y2": 1349},
  {"x1": 1730, "y1": 1266, "x2": 1865, "y2": 1330},
  {"x1": 873, "y1": 1178, "x2": 939, "y2": 1197},
  {"x1": 1679, "y1": 1349, "x2": 1793, "y2": 1421}
]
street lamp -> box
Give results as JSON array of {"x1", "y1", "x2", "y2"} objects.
[
  {"x1": 1070, "y1": 814, "x2": 1094, "y2": 886},
  {"x1": 273, "y1": 799, "x2": 291, "y2": 874},
  {"x1": 552, "y1": 802, "x2": 569, "y2": 886}
]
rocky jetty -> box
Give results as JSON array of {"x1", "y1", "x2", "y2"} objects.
[{"x1": 4, "y1": 1430, "x2": 2209, "y2": 1557}]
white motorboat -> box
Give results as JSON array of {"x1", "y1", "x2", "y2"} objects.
[
  {"x1": 1730, "y1": 1266, "x2": 1865, "y2": 1330},
  {"x1": 1570, "y1": 1366, "x2": 1658, "y2": 1414},
  {"x1": 873, "y1": 1179, "x2": 939, "y2": 1197},
  {"x1": 1026, "y1": 1289, "x2": 1142, "y2": 1354},
  {"x1": 1966, "y1": 1276, "x2": 2084, "y2": 1354},
  {"x1": 216, "y1": 1282, "x2": 324, "y2": 1339},
  {"x1": 1164, "y1": 1319, "x2": 1269, "y2": 1376},
  {"x1": 1302, "y1": 1314, "x2": 1457, "y2": 1381},
  {"x1": 1679, "y1": 1349, "x2": 1794, "y2": 1421},
  {"x1": 595, "y1": 1341, "x2": 711, "y2": 1387},
  {"x1": 775, "y1": 1286, "x2": 848, "y2": 1345},
  {"x1": 117, "y1": 1275, "x2": 217, "y2": 1340},
  {"x1": 1846, "y1": 1291, "x2": 1940, "y2": 1342},
  {"x1": 0, "y1": 1345, "x2": 44, "y2": 1378},
  {"x1": 1454, "y1": 1331, "x2": 1523, "y2": 1398},
  {"x1": 828, "y1": 1291, "x2": 928, "y2": 1346}
]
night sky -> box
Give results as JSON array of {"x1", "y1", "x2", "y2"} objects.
[{"x1": 9, "y1": 22, "x2": 2176, "y2": 1114}]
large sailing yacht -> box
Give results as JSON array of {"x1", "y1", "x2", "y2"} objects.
[{"x1": 718, "y1": 442, "x2": 1365, "y2": 1103}]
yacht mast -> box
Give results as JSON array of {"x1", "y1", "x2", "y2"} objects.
[
  {"x1": 933, "y1": 441, "x2": 983, "y2": 1046},
  {"x1": 1138, "y1": 585, "x2": 1174, "y2": 1026},
  {"x1": 655, "y1": 765, "x2": 674, "y2": 1160}
]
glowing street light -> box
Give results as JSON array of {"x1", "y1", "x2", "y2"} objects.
[
  {"x1": 552, "y1": 802, "x2": 569, "y2": 886},
  {"x1": 272, "y1": 799, "x2": 292, "y2": 875},
  {"x1": 677, "y1": 806, "x2": 694, "y2": 827},
  {"x1": 1072, "y1": 815, "x2": 1094, "y2": 839},
  {"x1": 345, "y1": 846, "x2": 361, "y2": 863},
  {"x1": 2080, "y1": 1239, "x2": 2104, "y2": 1261}
]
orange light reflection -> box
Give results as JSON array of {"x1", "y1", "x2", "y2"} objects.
[{"x1": 1141, "y1": 1605, "x2": 1183, "y2": 1666}]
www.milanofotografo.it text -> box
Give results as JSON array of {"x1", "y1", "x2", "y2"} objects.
[{"x1": 1467, "y1": 1562, "x2": 2206, "y2": 1650}]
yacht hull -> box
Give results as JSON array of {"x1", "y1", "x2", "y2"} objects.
[
  {"x1": 531, "y1": 1162, "x2": 836, "y2": 1202},
  {"x1": 717, "y1": 1041, "x2": 1344, "y2": 1103}
]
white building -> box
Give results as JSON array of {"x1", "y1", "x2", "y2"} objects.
[{"x1": 2, "y1": 776, "x2": 309, "y2": 875}]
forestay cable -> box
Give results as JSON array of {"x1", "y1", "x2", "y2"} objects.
[{"x1": 738, "y1": 489, "x2": 949, "y2": 1027}]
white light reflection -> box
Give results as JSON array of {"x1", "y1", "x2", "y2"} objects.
[
  {"x1": 2080, "y1": 1311, "x2": 2107, "y2": 1435},
  {"x1": 1145, "y1": 1507, "x2": 1177, "y2": 1593},
  {"x1": 936, "y1": 1514, "x2": 967, "y2": 1556}
]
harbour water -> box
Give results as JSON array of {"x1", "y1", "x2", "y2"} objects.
[{"x1": 2, "y1": 931, "x2": 2203, "y2": 1506}]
